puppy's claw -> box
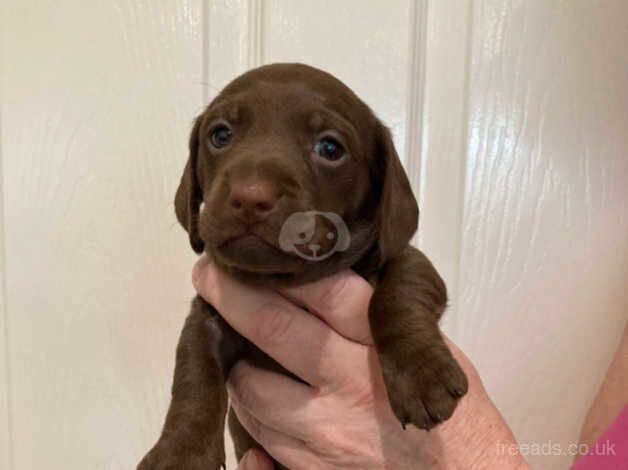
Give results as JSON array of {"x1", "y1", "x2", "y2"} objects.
[{"x1": 381, "y1": 345, "x2": 468, "y2": 432}]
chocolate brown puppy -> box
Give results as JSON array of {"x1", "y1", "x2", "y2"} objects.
[{"x1": 138, "y1": 63, "x2": 468, "y2": 470}]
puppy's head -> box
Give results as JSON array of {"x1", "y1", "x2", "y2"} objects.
[{"x1": 175, "y1": 63, "x2": 417, "y2": 284}]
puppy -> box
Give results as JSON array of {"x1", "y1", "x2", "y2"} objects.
[{"x1": 138, "y1": 63, "x2": 468, "y2": 470}]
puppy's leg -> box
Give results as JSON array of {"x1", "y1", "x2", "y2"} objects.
[
  {"x1": 138, "y1": 296, "x2": 228, "y2": 470},
  {"x1": 370, "y1": 245, "x2": 468, "y2": 431},
  {"x1": 209, "y1": 315, "x2": 290, "y2": 469}
]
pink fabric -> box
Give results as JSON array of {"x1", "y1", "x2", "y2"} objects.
[{"x1": 571, "y1": 405, "x2": 628, "y2": 470}]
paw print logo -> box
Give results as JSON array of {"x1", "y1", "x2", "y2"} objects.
[{"x1": 279, "y1": 211, "x2": 350, "y2": 261}]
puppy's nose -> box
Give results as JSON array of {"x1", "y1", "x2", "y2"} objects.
[{"x1": 229, "y1": 177, "x2": 277, "y2": 223}]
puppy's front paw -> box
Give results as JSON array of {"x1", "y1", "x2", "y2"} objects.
[
  {"x1": 380, "y1": 344, "x2": 468, "y2": 431},
  {"x1": 137, "y1": 440, "x2": 225, "y2": 470}
]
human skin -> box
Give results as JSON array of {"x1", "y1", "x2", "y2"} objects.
[{"x1": 192, "y1": 255, "x2": 530, "y2": 470}]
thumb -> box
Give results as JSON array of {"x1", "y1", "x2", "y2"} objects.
[{"x1": 237, "y1": 448, "x2": 274, "y2": 470}]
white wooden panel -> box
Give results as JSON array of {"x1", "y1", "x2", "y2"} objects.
[
  {"x1": 415, "y1": 0, "x2": 472, "y2": 327},
  {"x1": 3, "y1": 2, "x2": 627, "y2": 470},
  {"x1": 205, "y1": 0, "x2": 252, "y2": 101},
  {"x1": 0, "y1": 111, "x2": 11, "y2": 470},
  {"x1": 1, "y1": 1, "x2": 203, "y2": 468},
  {"x1": 0, "y1": 266, "x2": 10, "y2": 470},
  {"x1": 262, "y1": 0, "x2": 414, "y2": 165},
  {"x1": 453, "y1": 1, "x2": 628, "y2": 469},
  {"x1": 0, "y1": 26, "x2": 12, "y2": 459}
]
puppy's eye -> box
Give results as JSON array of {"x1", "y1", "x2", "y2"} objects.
[
  {"x1": 314, "y1": 137, "x2": 345, "y2": 162},
  {"x1": 209, "y1": 125, "x2": 233, "y2": 149}
]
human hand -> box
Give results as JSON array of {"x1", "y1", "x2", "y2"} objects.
[
  {"x1": 193, "y1": 256, "x2": 530, "y2": 469},
  {"x1": 236, "y1": 449, "x2": 274, "y2": 470}
]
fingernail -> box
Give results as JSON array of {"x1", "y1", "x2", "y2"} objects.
[
  {"x1": 239, "y1": 451, "x2": 252, "y2": 469},
  {"x1": 240, "y1": 449, "x2": 259, "y2": 469},
  {"x1": 249, "y1": 449, "x2": 273, "y2": 470}
]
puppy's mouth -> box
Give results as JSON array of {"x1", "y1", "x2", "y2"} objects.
[
  {"x1": 214, "y1": 229, "x2": 299, "y2": 276},
  {"x1": 220, "y1": 232, "x2": 280, "y2": 252}
]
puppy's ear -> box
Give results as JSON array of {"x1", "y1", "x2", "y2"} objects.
[
  {"x1": 374, "y1": 123, "x2": 419, "y2": 263},
  {"x1": 174, "y1": 115, "x2": 205, "y2": 253}
]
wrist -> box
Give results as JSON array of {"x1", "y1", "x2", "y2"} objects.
[
  {"x1": 465, "y1": 433, "x2": 530, "y2": 470},
  {"x1": 426, "y1": 365, "x2": 529, "y2": 469}
]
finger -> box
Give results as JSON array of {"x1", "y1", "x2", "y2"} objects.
[
  {"x1": 228, "y1": 362, "x2": 326, "y2": 440},
  {"x1": 278, "y1": 270, "x2": 374, "y2": 345},
  {"x1": 231, "y1": 401, "x2": 325, "y2": 470},
  {"x1": 191, "y1": 253, "x2": 210, "y2": 286},
  {"x1": 193, "y1": 262, "x2": 368, "y2": 385},
  {"x1": 237, "y1": 448, "x2": 274, "y2": 470}
]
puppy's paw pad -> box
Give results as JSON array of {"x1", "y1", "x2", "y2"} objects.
[{"x1": 382, "y1": 347, "x2": 468, "y2": 431}]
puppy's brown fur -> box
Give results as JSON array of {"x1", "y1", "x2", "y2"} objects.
[{"x1": 138, "y1": 63, "x2": 468, "y2": 470}]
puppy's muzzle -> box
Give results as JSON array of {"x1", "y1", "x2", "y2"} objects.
[{"x1": 228, "y1": 176, "x2": 278, "y2": 225}]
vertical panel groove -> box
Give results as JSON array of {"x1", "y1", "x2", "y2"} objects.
[
  {"x1": 0, "y1": 57, "x2": 15, "y2": 470},
  {"x1": 414, "y1": 0, "x2": 473, "y2": 324},
  {"x1": 405, "y1": 0, "x2": 428, "y2": 209},
  {"x1": 0, "y1": 5, "x2": 14, "y2": 463},
  {"x1": 247, "y1": 0, "x2": 264, "y2": 68},
  {"x1": 452, "y1": 0, "x2": 474, "y2": 311},
  {"x1": 201, "y1": 0, "x2": 210, "y2": 104}
]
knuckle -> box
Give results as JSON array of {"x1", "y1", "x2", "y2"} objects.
[
  {"x1": 340, "y1": 377, "x2": 374, "y2": 409},
  {"x1": 320, "y1": 273, "x2": 372, "y2": 318},
  {"x1": 255, "y1": 301, "x2": 293, "y2": 346},
  {"x1": 316, "y1": 273, "x2": 350, "y2": 314},
  {"x1": 327, "y1": 272, "x2": 351, "y2": 300},
  {"x1": 228, "y1": 364, "x2": 258, "y2": 406},
  {"x1": 323, "y1": 351, "x2": 375, "y2": 406},
  {"x1": 197, "y1": 263, "x2": 221, "y2": 303},
  {"x1": 349, "y1": 280, "x2": 373, "y2": 318},
  {"x1": 311, "y1": 424, "x2": 343, "y2": 448},
  {"x1": 354, "y1": 276, "x2": 374, "y2": 301},
  {"x1": 237, "y1": 407, "x2": 263, "y2": 441},
  {"x1": 309, "y1": 425, "x2": 373, "y2": 465}
]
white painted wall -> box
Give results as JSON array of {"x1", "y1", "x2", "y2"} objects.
[
  {"x1": 1, "y1": 1, "x2": 627, "y2": 469},
  {"x1": 455, "y1": 3, "x2": 628, "y2": 468}
]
